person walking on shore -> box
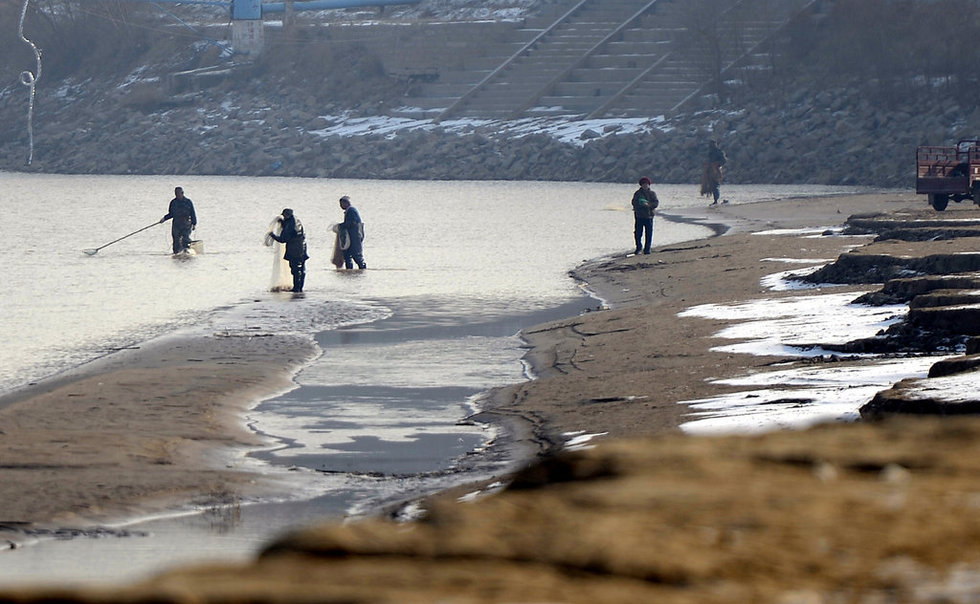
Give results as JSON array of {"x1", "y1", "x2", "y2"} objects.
[
  {"x1": 701, "y1": 139, "x2": 727, "y2": 205},
  {"x1": 337, "y1": 195, "x2": 366, "y2": 270},
  {"x1": 268, "y1": 208, "x2": 309, "y2": 293},
  {"x1": 631, "y1": 176, "x2": 659, "y2": 255},
  {"x1": 159, "y1": 186, "x2": 197, "y2": 254}
]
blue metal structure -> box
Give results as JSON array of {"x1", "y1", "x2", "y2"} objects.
[
  {"x1": 131, "y1": 0, "x2": 420, "y2": 18},
  {"x1": 121, "y1": 0, "x2": 420, "y2": 53},
  {"x1": 261, "y1": 0, "x2": 420, "y2": 15},
  {"x1": 233, "y1": 0, "x2": 260, "y2": 19}
]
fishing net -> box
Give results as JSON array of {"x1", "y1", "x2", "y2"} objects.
[
  {"x1": 330, "y1": 223, "x2": 346, "y2": 268},
  {"x1": 265, "y1": 216, "x2": 293, "y2": 292}
]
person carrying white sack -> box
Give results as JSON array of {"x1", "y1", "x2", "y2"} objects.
[{"x1": 265, "y1": 208, "x2": 309, "y2": 293}]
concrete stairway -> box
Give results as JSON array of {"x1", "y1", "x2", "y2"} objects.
[
  {"x1": 388, "y1": 22, "x2": 546, "y2": 119},
  {"x1": 390, "y1": 0, "x2": 815, "y2": 121},
  {"x1": 594, "y1": 0, "x2": 815, "y2": 118},
  {"x1": 535, "y1": 0, "x2": 687, "y2": 118},
  {"x1": 437, "y1": 0, "x2": 666, "y2": 121}
]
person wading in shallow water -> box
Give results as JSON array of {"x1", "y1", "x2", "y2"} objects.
[
  {"x1": 159, "y1": 186, "x2": 197, "y2": 254},
  {"x1": 631, "y1": 176, "x2": 659, "y2": 255},
  {"x1": 338, "y1": 195, "x2": 366, "y2": 270},
  {"x1": 268, "y1": 208, "x2": 309, "y2": 293}
]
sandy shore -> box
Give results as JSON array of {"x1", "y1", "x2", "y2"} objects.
[
  {"x1": 479, "y1": 190, "x2": 926, "y2": 451},
  {"x1": 0, "y1": 332, "x2": 318, "y2": 533},
  {"x1": 0, "y1": 190, "x2": 923, "y2": 539}
]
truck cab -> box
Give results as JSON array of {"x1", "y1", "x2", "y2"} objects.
[{"x1": 916, "y1": 139, "x2": 980, "y2": 210}]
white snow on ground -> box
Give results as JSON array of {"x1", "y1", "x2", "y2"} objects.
[
  {"x1": 679, "y1": 291, "x2": 907, "y2": 356},
  {"x1": 758, "y1": 264, "x2": 830, "y2": 291},
  {"x1": 675, "y1": 261, "x2": 970, "y2": 435},
  {"x1": 894, "y1": 371, "x2": 980, "y2": 404},
  {"x1": 563, "y1": 431, "x2": 608, "y2": 451},
  {"x1": 680, "y1": 357, "x2": 947, "y2": 436},
  {"x1": 761, "y1": 257, "x2": 837, "y2": 264},
  {"x1": 308, "y1": 113, "x2": 668, "y2": 146}
]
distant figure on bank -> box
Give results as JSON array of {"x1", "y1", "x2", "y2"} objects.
[
  {"x1": 268, "y1": 208, "x2": 309, "y2": 293},
  {"x1": 701, "y1": 139, "x2": 727, "y2": 205},
  {"x1": 337, "y1": 195, "x2": 366, "y2": 270},
  {"x1": 159, "y1": 186, "x2": 197, "y2": 254},
  {"x1": 631, "y1": 176, "x2": 659, "y2": 255}
]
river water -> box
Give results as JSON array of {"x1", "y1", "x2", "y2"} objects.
[{"x1": 0, "y1": 172, "x2": 872, "y2": 586}]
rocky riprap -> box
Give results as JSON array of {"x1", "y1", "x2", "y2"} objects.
[{"x1": 0, "y1": 82, "x2": 972, "y2": 188}]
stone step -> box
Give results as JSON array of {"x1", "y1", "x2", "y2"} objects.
[
  {"x1": 406, "y1": 0, "x2": 806, "y2": 121},
  {"x1": 394, "y1": 96, "x2": 454, "y2": 110},
  {"x1": 909, "y1": 289, "x2": 980, "y2": 309},
  {"x1": 585, "y1": 49, "x2": 665, "y2": 66},
  {"x1": 533, "y1": 96, "x2": 605, "y2": 113},
  {"x1": 807, "y1": 252, "x2": 980, "y2": 286},
  {"x1": 552, "y1": 80, "x2": 633, "y2": 96},
  {"x1": 856, "y1": 274, "x2": 980, "y2": 305},
  {"x1": 602, "y1": 39, "x2": 673, "y2": 53},
  {"x1": 908, "y1": 304, "x2": 980, "y2": 337}
]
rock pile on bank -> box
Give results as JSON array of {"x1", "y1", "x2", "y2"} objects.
[{"x1": 1, "y1": 67, "x2": 978, "y2": 187}]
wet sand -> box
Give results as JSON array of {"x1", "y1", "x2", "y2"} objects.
[
  {"x1": 0, "y1": 190, "x2": 924, "y2": 546},
  {"x1": 0, "y1": 332, "x2": 318, "y2": 535}
]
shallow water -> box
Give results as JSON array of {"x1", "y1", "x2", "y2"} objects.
[{"x1": 0, "y1": 172, "x2": 875, "y2": 586}]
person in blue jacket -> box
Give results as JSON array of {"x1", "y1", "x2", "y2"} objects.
[
  {"x1": 268, "y1": 208, "x2": 309, "y2": 292},
  {"x1": 338, "y1": 195, "x2": 366, "y2": 270},
  {"x1": 159, "y1": 186, "x2": 197, "y2": 254}
]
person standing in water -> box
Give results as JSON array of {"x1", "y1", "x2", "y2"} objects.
[
  {"x1": 159, "y1": 186, "x2": 197, "y2": 254},
  {"x1": 268, "y1": 208, "x2": 309, "y2": 293},
  {"x1": 631, "y1": 176, "x2": 659, "y2": 255},
  {"x1": 338, "y1": 195, "x2": 366, "y2": 270}
]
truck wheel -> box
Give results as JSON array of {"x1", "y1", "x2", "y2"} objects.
[{"x1": 930, "y1": 194, "x2": 949, "y2": 211}]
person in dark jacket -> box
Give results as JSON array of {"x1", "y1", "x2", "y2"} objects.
[
  {"x1": 268, "y1": 208, "x2": 309, "y2": 292},
  {"x1": 338, "y1": 195, "x2": 366, "y2": 270},
  {"x1": 159, "y1": 186, "x2": 197, "y2": 254},
  {"x1": 631, "y1": 176, "x2": 659, "y2": 255},
  {"x1": 701, "y1": 140, "x2": 727, "y2": 205}
]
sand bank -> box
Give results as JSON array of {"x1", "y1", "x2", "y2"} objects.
[
  {"x1": 0, "y1": 332, "x2": 317, "y2": 538},
  {"x1": 479, "y1": 191, "x2": 925, "y2": 451}
]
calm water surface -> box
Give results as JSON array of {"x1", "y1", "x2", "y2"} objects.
[{"x1": 0, "y1": 172, "x2": 874, "y2": 585}]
